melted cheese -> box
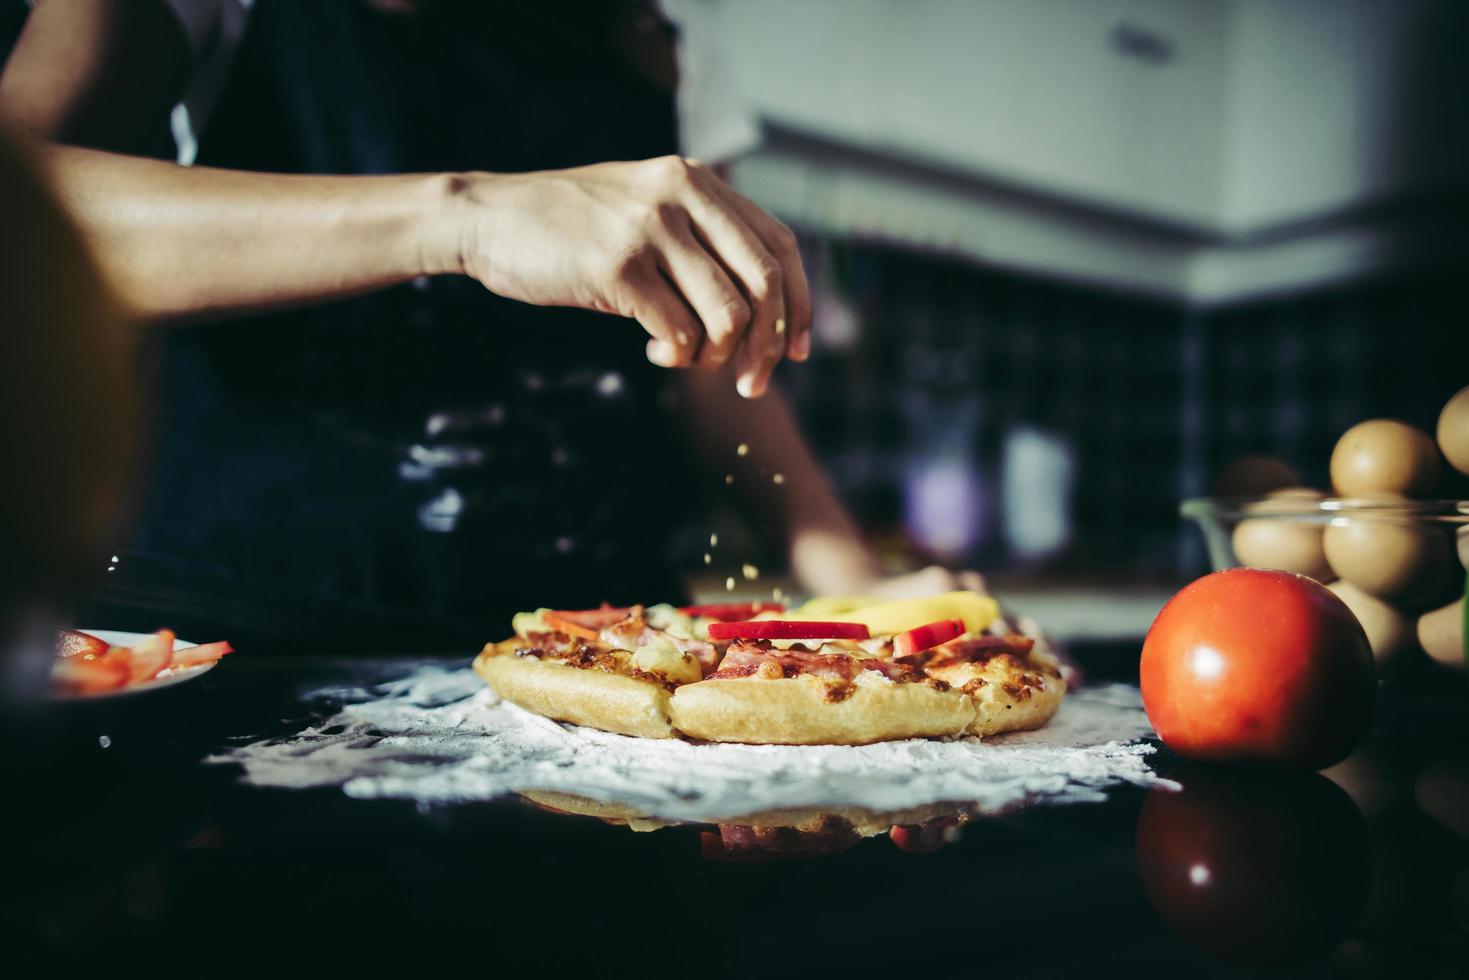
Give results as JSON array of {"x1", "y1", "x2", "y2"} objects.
[
  {"x1": 512, "y1": 608, "x2": 553, "y2": 636},
  {"x1": 630, "y1": 637, "x2": 702, "y2": 685}
]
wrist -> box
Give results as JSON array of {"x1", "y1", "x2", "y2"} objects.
[
  {"x1": 416, "y1": 170, "x2": 492, "y2": 279},
  {"x1": 789, "y1": 528, "x2": 883, "y2": 596}
]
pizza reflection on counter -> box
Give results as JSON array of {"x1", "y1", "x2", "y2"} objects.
[{"x1": 517, "y1": 790, "x2": 974, "y2": 861}]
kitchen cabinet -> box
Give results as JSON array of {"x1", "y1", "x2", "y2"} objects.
[{"x1": 666, "y1": 0, "x2": 1468, "y2": 304}]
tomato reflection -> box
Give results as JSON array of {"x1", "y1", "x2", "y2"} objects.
[{"x1": 1135, "y1": 765, "x2": 1371, "y2": 966}]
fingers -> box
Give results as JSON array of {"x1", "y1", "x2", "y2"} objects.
[
  {"x1": 869, "y1": 566, "x2": 962, "y2": 601},
  {"x1": 656, "y1": 220, "x2": 752, "y2": 370},
  {"x1": 620, "y1": 265, "x2": 703, "y2": 368},
  {"x1": 955, "y1": 570, "x2": 990, "y2": 595},
  {"x1": 680, "y1": 194, "x2": 788, "y2": 397},
  {"x1": 617, "y1": 156, "x2": 813, "y2": 390},
  {"x1": 705, "y1": 178, "x2": 813, "y2": 363}
]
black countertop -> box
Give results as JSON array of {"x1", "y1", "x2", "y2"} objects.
[{"x1": 5, "y1": 646, "x2": 1467, "y2": 976}]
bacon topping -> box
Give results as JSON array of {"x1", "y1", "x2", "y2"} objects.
[
  {"x1": 708, "y1": 640, "x2": 938, "y2": 686},
  {"x1": 515, "y1": 633, "x2": 624, "y2": 674},
  {"x1": 599, "y1": 617, "x2": 719, "y2": 672},
  {"x1": 897, "y1": 634, "x2": 1036, "y2": 671},
  {"x1": 713, "y1": 641, "x2": 860, "y2": 680}
]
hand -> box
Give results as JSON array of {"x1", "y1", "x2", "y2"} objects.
[
  {"x1": 453, "y1": 156, "x2": 812, "y2": 397},
  {"x1": 865, "y1": 566, "x2": 990, "y2": 600}
]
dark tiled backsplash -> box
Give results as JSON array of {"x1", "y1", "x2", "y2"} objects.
[{"x1": 781, "y1": 240, "x2": 1467, "y2": 579}]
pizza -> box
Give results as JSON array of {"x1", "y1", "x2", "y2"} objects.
[{"x1": 472, "y1": 591, "x2": 1066, "y2": 745}]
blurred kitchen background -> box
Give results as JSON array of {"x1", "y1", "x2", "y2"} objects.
[
  {"x1": 669, "y1": 0, "x2": 1469, "y2": 631},
  {"x1": 5, "y1": 0, "x2": 1467, "y2": 646}
]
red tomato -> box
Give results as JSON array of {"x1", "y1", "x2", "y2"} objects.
[{"x1": 1140, "y1": 568, "x2": 1375, "y2": 770}]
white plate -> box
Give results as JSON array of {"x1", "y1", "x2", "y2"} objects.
[{"x1": 52, "y1": 629, "x2": 220, "y2": 701}]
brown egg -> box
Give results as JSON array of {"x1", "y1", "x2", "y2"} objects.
[
  {"x1": 1212, "y1": 456, "x2": 1300, "y2": 496},
  {"x1": 1327, "y1": 580, "x2": 1418, "y2": 668},
  {"x1": 1418, "y1": 598, "x2": 1464, "y2": 670},
  {"x1": 1330, "y1": 420, "x2": 1440, "y2": 497},
  {"x1": 1322, "y1": 506, "x2": 1454, "y2": 606},
  {"x1": 1438, "y1": 386, "x2": 1469, "y2": 476},
  {"x1": 1231, "y1": 488, "x2": 1331, "y2": 580}
]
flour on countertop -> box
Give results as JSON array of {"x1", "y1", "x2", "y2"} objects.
[{"x1": 212, "y1": 667, "x2": 1170, "y2": 822}]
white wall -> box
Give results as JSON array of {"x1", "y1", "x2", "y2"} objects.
[
  {"x1": 666, "y1": 0, "x2": 1468, "y2": 301},
  {"x1": 1221, "y1": 0, "x2": 1469, "y2": 232}
]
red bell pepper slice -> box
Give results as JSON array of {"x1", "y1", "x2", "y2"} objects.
[
  {"x1": 893, "y1": 618, "x2": 966, "y2": 658},
  {"x1": 125, "y1": 629, "x2": 176, "y2": 683},
  {"x1": 170, "y1": 640, "x2": 234, "y2": 668},
  {"x1": 706, "y1": 620, "x2": 870, "y2": 641},
  {"x1": 677, "y1": 602, "x2": 786, "y2": 621}
]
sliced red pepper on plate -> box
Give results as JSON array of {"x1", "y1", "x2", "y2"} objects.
[
  {"x1": 893, "y1": 618, "x2": 966, "y2": 658},
  {"x1": 677, "y1": 602, "x2": 786, "y2": 621},
  {"x1": 126, "y1": 629, "x2": 175, "y2": 683},
  {"x1": 543, "y1": 606, "x2": 633, "y2": 641},
  {"x1": 51, "y1": 649, "x2": 130, "y2": 694},
  {"x1": 170, "y1": 640, "x2": 234, "y2": 668},
  {"x1": 706, "y1": 620, "x2": 870, "y2": 641}
]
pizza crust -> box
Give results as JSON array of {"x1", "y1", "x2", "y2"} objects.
[
  {"x1": 473, "y1": 642, "x2": 675, "y2": 739},
  {"x1": 926, "y1": 650, "x2": 1067, "y2": 737},
  {"x1": 474, "y1": 635, "x2": 1067, "y2": 744},
  {"x1": 668, "y1": 671, "x2": 975, "y2": 745}
]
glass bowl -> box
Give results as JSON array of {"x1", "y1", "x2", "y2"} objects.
[{"x1": 1181, "y1": 496, "x2": 1468, "y2": 671}]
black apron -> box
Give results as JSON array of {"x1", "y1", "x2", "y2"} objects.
[{"x1": 85, "y1": 0, "x2": 704, "y2": 652}]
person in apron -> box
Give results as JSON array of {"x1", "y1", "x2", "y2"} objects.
[{"x1": 0, "y1": 0, "x2": 975, "y2": 654}]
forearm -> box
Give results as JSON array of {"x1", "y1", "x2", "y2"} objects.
[
  {"x1": 675, "y1": 370, "x2": 881, "y2": 594},
  {"x1": 40, "y1": 145, "x2": 466, "y2": 321}
]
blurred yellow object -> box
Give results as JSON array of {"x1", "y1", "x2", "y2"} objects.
[
  {"x1": 791, "y1": 596, "x2": 881, "y2": 617},
  {"x1": 792, "y1": 591, "x2": 999, "y2": 635}
]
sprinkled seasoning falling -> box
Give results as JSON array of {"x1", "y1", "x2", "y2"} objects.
[
  {"x1": 724, "y1": 474, "x2": 735, "y2": 485},
  {"x1": 703, "y1": 553, "x2": 712, "y2": 565},
  {"x1": 736, "y1": 443, "x2": 749, "y2": 457},
  {"x1": 772, "y1": 587, "x2": 784, "y2": 601},
  {"x1": 709, "y1": 533, "x2": 719, "y2": 548},
  {"x1": 772, "y1": 473, "x2": 786, "y2": 485},
  {"x1": 742, "y1": 563, "x2": 760, "y2": 581},
  {"x1": 725, "y1": 577, "x2": 736, "y2": 592}
]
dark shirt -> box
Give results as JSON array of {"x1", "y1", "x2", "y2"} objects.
[{"x1": 83, "y1": 0, "x2": 705, "y2": 652}]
